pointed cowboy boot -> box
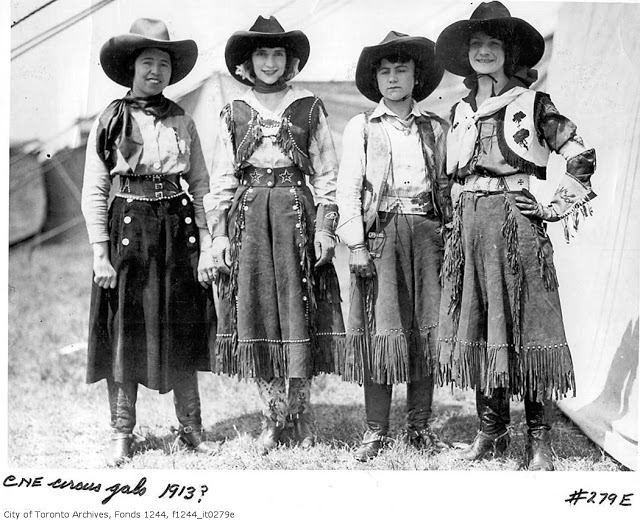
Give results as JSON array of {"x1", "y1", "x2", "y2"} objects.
[
  {"x1": 106, "y1": 379, "x2": 138, "y2": 467},
  {"x1": 290, "y1": 413, "x2": 315, "y2": 449},
  {"x1": 355, "y1": 382, "x2": 393, "y2": 461},
  {"x1": 406, "y1": 378, "x2": 450, "y2": 451},
  {"x1": 457, "y1": 389, "x2": 510, "y2": 461},
  {"x1": 525, "y1": 397, "x2": 554, "y2": 471},
  {"x1": 173, "y1": 374, "x2": 218, "y2": 455},
  {"x1": 257, "y1": 416, "x2": 285, "y2": 455}
]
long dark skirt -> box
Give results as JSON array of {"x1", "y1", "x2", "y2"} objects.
[
  {"x1": 86, "y1": 195, "x2": 214, "y2": 394},
  {"x1": 437, "y1": 191, "x2": 575, "y2": 401},
  {"x1": 339, "y1": 213, "x2": 444, "y2": 385},
  {"x1": 215, "y1": 184, "x2": 345, "y2": 380}
]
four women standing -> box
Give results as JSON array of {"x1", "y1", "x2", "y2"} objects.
[{"x1": 83, "y1": 3, "x2": 595, "y2": 469}]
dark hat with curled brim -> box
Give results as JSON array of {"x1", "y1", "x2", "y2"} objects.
[
  {"x1": 99, "y1": 18, "x2": 198, "y2": 87},
  {"x1": 225, "y1": 15, "x2": 310, "y2": 86},
  {"x1": 435, "y1": 1, "x2": 544, "y2": 77},
  {"x1": 355, "y1": 31, "x2": 444, "y2": 103}
]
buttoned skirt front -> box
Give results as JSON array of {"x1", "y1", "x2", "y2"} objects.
[
  {"x1": 214, "y1": 183, "x2": 345, "y2": 380},
  {"x1": 86, "y1": 195, "x2": 213, "y2": 394}
]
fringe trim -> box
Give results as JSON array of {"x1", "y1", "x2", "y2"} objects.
[
  {"x1": 435, "y1": 337, "x2": 455, "y2": 386},
  {"x1": 408, "y1": 329, "x2": 436, "y2": 381},
  {"x1": 371, "y1": 333, "x2": 410, "y2": 385},
  {"x1": 435, "y1": 339, "x2": 576, "y2": 400},
  {"x1": 296, "y1": 192, "x2": 318, "y2": 345},
  {"x1": 313, "y1": 333, "x2": 345, "y2": 375},
  {"x1": 315, "y1": 262, "x2": 342, "y2": 303},
  {"x1": 561, "y1": 199, "x2": 594, "y2": 243},
  {"x1": 501, "y1": 194, "x2": 524, "y2": 350},
  {"x1": 534, "y1": 226, "x2": 559, "y2": 291},
  {"x1": 274, "y1": 122, "x2": 311, "y2": 173},
  {"x1": 443, "y1": 198, "x2": 465, "y2": 329},
  {"x1": 339, "y1": 333, "x2": 367, "y2": 383}
]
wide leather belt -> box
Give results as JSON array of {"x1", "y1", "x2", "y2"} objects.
[
  {"x1": 378, "y1": 195, "x2": 435, "y2": 215},
  {"x1": 462, "y1": 173, "x2": 530, "y2": 193},
  {"x1": 240, "y1": 166, "x2": 305, "y2": 188},
  {"x1": 117, "y1": 174, "x2": 184, "y2": 200}
]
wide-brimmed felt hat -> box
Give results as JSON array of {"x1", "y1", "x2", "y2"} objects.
[
  {"x1": 355, "y1": 31, "x2": 444, "y2": 103},
  {"x1": 225, "y1": 15, "x2": 310, "y2": 86},
  {"x1": 100, "y1": 18, "x2": 198, "y2": 87},
  {"x1": 435, "y1": 1, "x2": 544, "y2": 77}
]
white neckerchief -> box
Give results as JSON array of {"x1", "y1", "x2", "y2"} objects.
[{"x1": 447, "y1": 86, "x2": 529, "y2": 174}]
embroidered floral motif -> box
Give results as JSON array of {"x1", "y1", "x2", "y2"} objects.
[
  {"x1": 513, "y1": 128, "x2": 530, "y2": 150},
  {"x1": 512, "y1": 111, "x2": 526, "y2": 124},
  {"x1": 556, "y1": 186, "x2": 575, "y2": 204}
]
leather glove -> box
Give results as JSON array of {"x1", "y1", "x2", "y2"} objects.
[
  {"x1": 349, "y1": 244, "x2": 375, "y2": 278},
  {"x1": 514, "y1": 189, "x2": 560, "y2": 222},
  {"x1": 211, "y1": 236, "x2": 231, "y2": 275},
  {"x1": 314, "y1": 230, "x2": 335, "y2": 267}
]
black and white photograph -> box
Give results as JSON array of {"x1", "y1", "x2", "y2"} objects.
[{"x1": 3, "y1": 0, "x2": 639, "y2": 517}]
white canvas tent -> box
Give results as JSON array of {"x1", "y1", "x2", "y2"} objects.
[{"x1": 544, "y1": 2, "x2": 639, "y2": 471}]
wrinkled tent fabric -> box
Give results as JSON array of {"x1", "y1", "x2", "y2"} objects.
[{"x1": 545, "y1": 2, "x2": 639, "y2": 471}]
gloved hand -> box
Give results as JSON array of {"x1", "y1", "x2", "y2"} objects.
[
  {"x1": 314, "y1": 230, "x2": 335, "y2": 267},
  {"x1": 349, "y1": 244, "x2": 375, "y2": 278},
  {"x1": 211, "y1": 236, "x2": 232, "y2": 275},
  {"x1": 514, "y1": 189, "x2": 560, "y2": 222}
]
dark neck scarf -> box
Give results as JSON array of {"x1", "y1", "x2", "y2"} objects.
[
  {"x1": 95, "y1": 91, "x2": 184, "y2": 172},
  {"x1": 253, "y1": 77, "x2": 288, "y2": 94}
]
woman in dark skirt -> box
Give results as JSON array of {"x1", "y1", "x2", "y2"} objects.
[
  {"x1": 204, "y1": 15, "x2": 345, "y2": 454},
  {"x1": 435, "y1": 1, "x2": 597, "y2": 470},
  {"x1": 81, "y1": 18, "x2": 217, "y2": 466}
]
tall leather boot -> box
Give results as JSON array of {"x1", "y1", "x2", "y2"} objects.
[
  {"x1": 258, "y1": 416, "x2": 286, "y2": 455},
  {"x1": 457, "y1": 388, "x2": 510, "y2": 461},
  {"x1": 290, "y1": 413, "x2": 314, "y2": 449},
  {"x1": 173, "y1": 373, "x2": 218, "y2": 455},
  {"x1": 106, "y1": 379, "x2": 138, "y2": 467},
  {"x1": 354, "y1": 382, "x2": 393, "y2": 461},
  {"x1": 288, "y1": 378, "x2": 314, "y2": 448},
  {"x1": 525, "y1": 396, "x2": 554, "y2": 471},
  {"x1": 406, "y1": 377, "x2": 450, "y2": 451}
]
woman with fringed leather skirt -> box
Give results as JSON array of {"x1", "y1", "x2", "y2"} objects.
[
  {"x1": 204, "y1": 16, "x2": 345, "y2": 454},
  {"x1": 435, "y1": 1, "x2": 597, "y2": 470}
]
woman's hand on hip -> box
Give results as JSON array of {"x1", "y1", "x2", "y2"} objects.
[{"x1": 314, "y1": 230, "x2": 335, "y2": 267}]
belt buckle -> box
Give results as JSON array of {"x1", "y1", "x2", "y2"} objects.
[{"x1": 155, "y1": 191, "x2": 163, "y2": 198}]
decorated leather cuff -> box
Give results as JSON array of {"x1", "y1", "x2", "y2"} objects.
[
  {"x1": 205, "y1": 209, "x2": 228, "y2": 238},
  {"x1": 316, "y1": 204, "x2": 339, "y2": 235}
]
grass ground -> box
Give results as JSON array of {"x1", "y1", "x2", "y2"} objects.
[{"x1": 6, "y1": 233, "x2": 624, "y2": 471}]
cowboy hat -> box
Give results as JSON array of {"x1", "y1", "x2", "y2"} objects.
[
  {"x1": 435, "y1": 1, "x2": 544, "y2": 77},
  {"x1": 100, "y1": 18, "x2": 198, "y2": 87},
  {"x1": 225, "y1": 15, "x2": 310, "y2": 86},
  {"x1": 355, "y1": 31, "x2": 444, "y2": 103}
]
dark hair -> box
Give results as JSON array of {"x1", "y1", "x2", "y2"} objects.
[
  {"x1": 127, "y1": 47, "x2": 175, "y2": 86},
  {"x1": 243, "y1": 46, "x2": 298, "y2": 81},
  {"x1": 467, "y1": 27, "x2": 521, "y2": 77},
  {"x1": 371, "y1": 53, "x2": 423, "y2": 90}
]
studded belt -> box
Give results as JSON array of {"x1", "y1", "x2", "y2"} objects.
[
  {"x1": 116, "y1": 174, "x2": 184, "y2": 201},
  {"x1": 239, "y1": 166, "x2": 305, "y2": 188},
  {"x1": 461, "y1": 173, "x2": 530, "y2": 193}
]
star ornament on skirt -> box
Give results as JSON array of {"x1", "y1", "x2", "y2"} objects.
[{"x1": 280, "y1": 169, "x2": 293, "y2": 183}]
